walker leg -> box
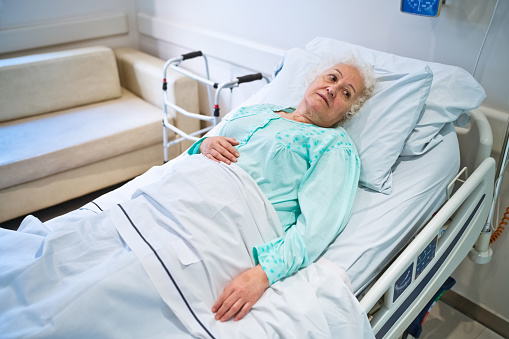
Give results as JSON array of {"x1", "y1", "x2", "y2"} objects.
[{"x1": 163, "y1": 125, "x2": 168, "y2": 163}]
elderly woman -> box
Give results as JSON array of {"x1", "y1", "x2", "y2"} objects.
[{"x1": 188, "y1": 61, "x2": 375, "y2": 322}]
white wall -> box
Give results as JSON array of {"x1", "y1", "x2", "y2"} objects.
[
  {"x1": 1, "y1": 0, "x2": 508, "y2": 323},
  {"x1": 133, "y1": 0, "x2": 509, "y2": 114}
]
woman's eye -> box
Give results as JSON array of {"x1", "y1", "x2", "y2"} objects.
[
  {"x1": 329, "y1": 74, "x2": 337, "y2": 81},
  {"x1": 343, "y1": 89, "x2": 351, "y2": 98}
]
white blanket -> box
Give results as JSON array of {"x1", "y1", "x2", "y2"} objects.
[{"x1": 0, "y1": 155, "x2": 373, "y2": 338}]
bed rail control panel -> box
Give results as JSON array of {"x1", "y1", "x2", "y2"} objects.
[
  {"x1": 161, "y1": 51, "x2": 270, "y2": 162},
  {"x1": 415, "y1": 236, "x2": 437, "y2": 278},
  {"x1": 393, "y1": 263, "x2": 413, "y2": 302},
  {"x1": 391, "y1": 235, "x2": 437, "y2": 303}
]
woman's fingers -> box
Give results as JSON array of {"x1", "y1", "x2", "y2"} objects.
[
  {"x1": 233, "y1": 302, "x2": 253, "y2": 322},
  {"x1": 224, "y1": 137, "x2": 240, "y2": 147},
  {"x1": 217, "y1": 297, "x2": 244, "y2": 322},
  {"x1": 213, "y1": 291, "x2": 251, "y2": 322},
  {"x1": 212, "y1": 288, "x2": 234, "y2": 320},
  {"x1": 206, "y1": 150, "x2": 230, "y2": 164},
  {"x1": 215, "y1": 139, "x2": 239, "y2": 164},
  {"x1": 211, "y1": 265, "x2": 269, "y2": 322},
  {"x1": 219, "y1": 138, "x2": 240, "y2": 158},
  {"x1": 211, "y1": 287, "x2": 230, "y2": 313},
  {"x1": 200, "y1": 136, "x2": 239, "y2": 164}
]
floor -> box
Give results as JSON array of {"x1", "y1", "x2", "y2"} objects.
[
  {"x1": 420, "y1": 301, "x2": 505, "y2": 339},
  {"x1": 0, "y1": 185, "x2": 506, "y2": 339}
]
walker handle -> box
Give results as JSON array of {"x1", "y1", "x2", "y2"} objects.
[
  {"x1": 237, "y1": 73, "x2": 263, "y2": 84},
  {"x1": 181, "y1": 51, "x2": 203, "y2": 60}
]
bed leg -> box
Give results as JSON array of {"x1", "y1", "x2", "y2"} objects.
[{"x1": 468, "y1": 229, "x2": 493, "y2": 264}]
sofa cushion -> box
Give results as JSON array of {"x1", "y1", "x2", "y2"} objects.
[
  {"x1": 0, "y1": 46, "x2": 122, "y2": 123},
  {"x1": 0, "y1": 88, "x2": 165, "y2": 190},
  {"x1": 114, "y1": 47, "x2": 165, "y2": 110}
]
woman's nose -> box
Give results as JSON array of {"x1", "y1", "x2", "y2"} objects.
[{"x1": 327, "y1": 87, "x2": 335, "y2": 97}]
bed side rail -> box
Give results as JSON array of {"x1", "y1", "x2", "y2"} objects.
[
  {"x1": 456, "y1": 108, "x2": 493, "y2": 175},
  {"x1": 360, "y1": 156, "x2": 495, "y2": 339}
]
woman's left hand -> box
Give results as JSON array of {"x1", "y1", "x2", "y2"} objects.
[{"x1": 212, "y1": 265, "x2": 269, "y2": 322}]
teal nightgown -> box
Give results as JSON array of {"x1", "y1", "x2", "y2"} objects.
[{"x1": 188, "y1": 104, "x2": 360, "y2": 285}]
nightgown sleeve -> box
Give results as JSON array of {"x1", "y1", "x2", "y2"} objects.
[
  {"x1": 187, "y1": 137, "x2": 208, "y2": 155},
  {"x1": 253, "y1": 145, "x2": 360, "y2": 284}
]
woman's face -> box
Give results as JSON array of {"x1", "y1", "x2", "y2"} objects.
[{"x1": 299, "y1": 63, "x2": 364, "y2": 128}]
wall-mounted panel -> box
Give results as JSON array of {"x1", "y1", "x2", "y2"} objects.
[{"x1": 0, "y1": 13, "x2": 129, "y2": 54}]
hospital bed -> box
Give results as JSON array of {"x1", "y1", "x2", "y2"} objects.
[{"x1": 0, "y1": 38, "x2": 494, "y2": 339}]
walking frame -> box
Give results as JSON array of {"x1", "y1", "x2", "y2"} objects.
[{"x1": 162, "y1": 51, "x2": 270, "y2": 162}]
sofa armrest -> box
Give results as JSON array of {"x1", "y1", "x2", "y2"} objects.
[{"x1": 113, "y1": 47, "x2": 200, "y2": 151}]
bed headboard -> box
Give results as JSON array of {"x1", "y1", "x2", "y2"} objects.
[{"x1": 456, "y1": 108, "x2": 493, "y2": 176}]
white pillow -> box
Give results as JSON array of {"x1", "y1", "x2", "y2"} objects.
[
  {"x1": 306, "y1": 37, "x2": 486, "y2": 156},
  {"x1": 237, "y1": 47, "x2": 433, "y2": 194},
  {"x1": 344, "y1": 67, "x2": 432, "y2": 193}
]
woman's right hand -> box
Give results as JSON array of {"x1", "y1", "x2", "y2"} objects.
[{"x1": 200, "y1": 136, "x2": 240, "y2": 165}]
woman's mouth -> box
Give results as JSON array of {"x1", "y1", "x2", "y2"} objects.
[{"x1": 318, "y1": 93, "x2": 329, "y2": 107}]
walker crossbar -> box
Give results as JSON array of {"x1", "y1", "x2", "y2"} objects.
[
  {"x1": 163, "y1": 99, "x2": 216, "y2": 123},
  {"x1": 165, "y1": 126, "x2": 214, "y2": 147},
  {"x1": 162, "y1": 50, "x2": 270, "y2": 162}
]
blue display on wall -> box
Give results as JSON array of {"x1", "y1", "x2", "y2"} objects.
[{"x1": 401, "y1": 0, "x2": 443, "y2": 17}]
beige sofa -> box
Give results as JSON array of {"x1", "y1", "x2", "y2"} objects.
[{"x1": 0, "y1": 46, "x2": 200, "y2": 223}]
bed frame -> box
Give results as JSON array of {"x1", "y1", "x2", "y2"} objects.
[{"x1": 359, "y1": 108, "x2": 496, "y2": 338}]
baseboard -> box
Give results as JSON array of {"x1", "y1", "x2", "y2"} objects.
[{"x1": 441, "y1": 290, "x2": 509, "y2": 338}]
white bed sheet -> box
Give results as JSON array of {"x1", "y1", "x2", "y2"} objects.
[
  {"x1": 0, "y1": 155, "x2": 373, "y2": 338},
  {"x1": 86, "y1": 122, "x2": 459, "y2": 295}
]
